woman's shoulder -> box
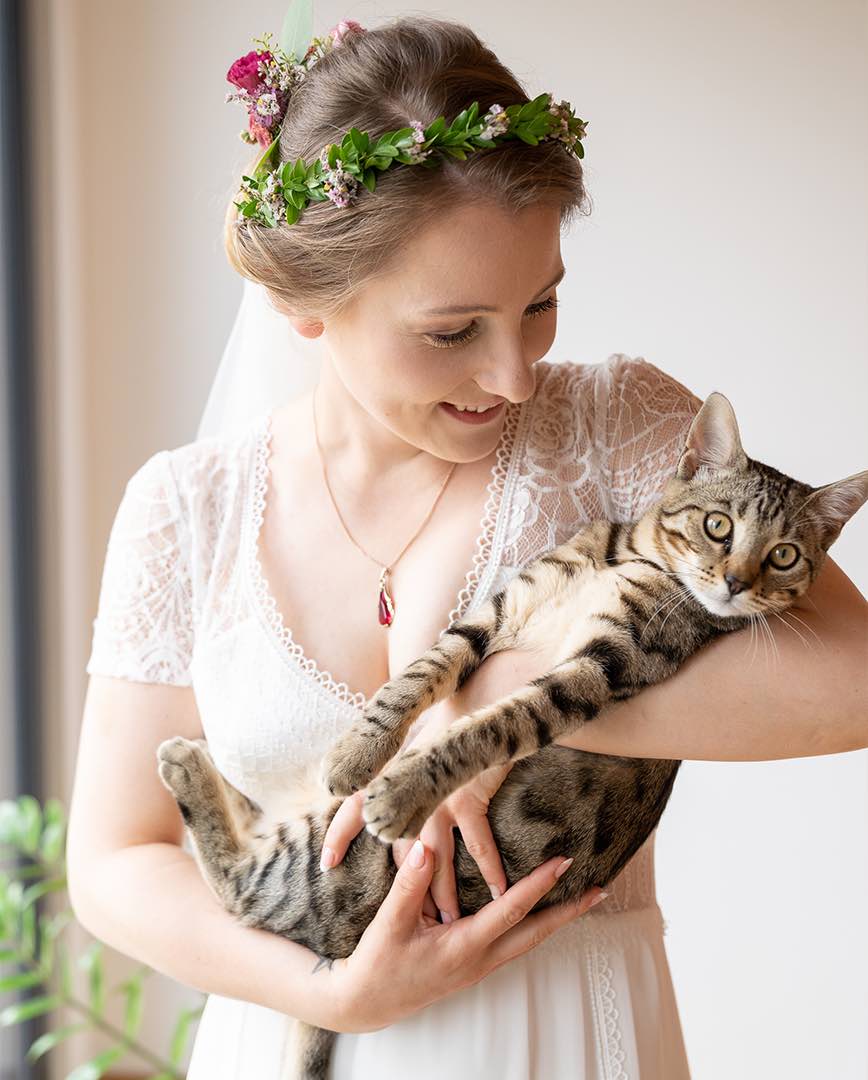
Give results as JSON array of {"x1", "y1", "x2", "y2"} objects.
[
  {"x1": 533, "y1": 353, "x2": 701, "y2": 448},
  {"x1": 123, "y1": 411, "x2": 270, "y2": 526}
]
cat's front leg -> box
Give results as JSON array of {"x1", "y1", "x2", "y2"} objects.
[
  {"x1": 322, "y1": 595, "x2": 513, "y2": 796},
  {"x1": 362, "y1": 653, "x2": 613, "y2": 841}
]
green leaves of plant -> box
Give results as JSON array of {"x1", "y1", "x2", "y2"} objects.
[
  {"x1": 279, "y1": 0, "x2": 314, "y2": 61},
  {"x1": 1, "y1": 793, "x2": 201, "y2": 1079}
]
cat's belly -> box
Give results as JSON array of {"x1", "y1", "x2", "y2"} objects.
[{"x1": 513, "y1": 567, "x2": 627, "y2": 660}]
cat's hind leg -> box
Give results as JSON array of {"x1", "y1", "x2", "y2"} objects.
[{"x1": 157, "y1": 737, "x2": 259, "y2": 911}]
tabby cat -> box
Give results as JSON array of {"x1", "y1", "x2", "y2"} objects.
[{"x1": 157, "y1": 391, "x2": 867, "y2": 1079}]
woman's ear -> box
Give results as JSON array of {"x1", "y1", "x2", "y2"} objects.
[{"x1": 288, "y1": 316, "x2": 325, "y2": 339}]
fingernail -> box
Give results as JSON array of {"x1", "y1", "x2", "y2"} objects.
[
  {"x1": 590, "y1": 890, "x2": 609, "y2": 908},
  {"x1": 439, "y1": 909, "x2": 454, "y2": 925},
  {"x1": 409, "y1": 839, "x2": 425, "y2": 868},
  {"x1": 554, "y1": 857, "x2": 574, "y2": 880},
  {"x1": 488, "y1": 883, "x2": 503, "y2": 900},
  {"x1": 319, "y1": 846, "x2": 336, "y2": 872}
]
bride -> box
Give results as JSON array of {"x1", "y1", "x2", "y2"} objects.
[{"x1": 66, "y1": 14, "x2": 867, "y2": 1080}]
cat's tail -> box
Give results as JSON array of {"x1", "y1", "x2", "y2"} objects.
[{"x1": 281, "y1": 1018, "x2": 337, "y2": 1080}]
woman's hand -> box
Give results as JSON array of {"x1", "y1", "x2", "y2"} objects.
[
  {"x1": 322, "y1": 649, "x2": 558, "y2": 920},
  {"x1": 328, "y1": 838, "x2": 607, "y2": 1033}
]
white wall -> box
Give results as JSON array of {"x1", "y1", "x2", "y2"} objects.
[{"x1": 42, "y1": 1, "x2": 866, "y2": 1077}]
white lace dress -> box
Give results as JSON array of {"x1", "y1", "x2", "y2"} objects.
[{"x1": 86, "y1": 354, "x2": 701, "y2": 1080}]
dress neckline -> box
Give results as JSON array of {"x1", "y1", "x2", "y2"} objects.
[{"x1": 242, "y1": 398, "x2": 526, "y2": 713}]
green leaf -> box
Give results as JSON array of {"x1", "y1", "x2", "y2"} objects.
[
  {"x1": 169, "y1": 1003, "x2": 205, "y2": 1067},
  {"x1": 58, "y1": 943, "x2": 72, "y2": 997},
  {"x1": 0, "y1": 993, "x2": 60, "y2": 1025},
  {"x1": 78, "y1": 941, "x2": 104, "y2": 1017},
  {"x1": 0, "y1": 801, "x2": 19, "y2": 846},
  {"x1": 442, "y1": 147, "x2": 468, "y2": 160},
  {"x1": 0, "y1": 969, "x2": 45, "y2": 992},
  {"x1": 425, "y1": 116, "x2": 447, "y2": 140},
  {"x1": 20, "y1": 904, "x2": 36, "y2": 958},
  {"x1": 361, "y1": 169, "x2": 377, "y2": 193},
  {"x1": 0, "y1": 948, "x2": 22, "y2": 963},
  {"x1": 23, "y1": 876, "x2": 66, "y2": 908},
  {"x1": 66, "y1": 1044, "x2": 126, "y2": 1080},
  {"x1": 40, "y1": 822, "x2": 65, "y2": 865},
  {"x1": 120, "y1": 968, "x2": 146, "y2": 1039},
  {"x1": 284, "y1": 202, "x2": 301, "y2": 225},
  {"x1": 17, "y1": 797, "x2": 43, "y2": 855},
  {"x1": 349, "y1": 127, "x2": 369, "y2": 154},
  {"x1": 25, "y1": 1022, "x2": 88, "y2": 1064},
  {"x1": 279, "y1": 0, "x2": 313, "y2": 62},
  {"x1": 326, "y1": 144, "x2": 339, "y2": 168},
  {"x1": 514, "y1": 130, "x2": 539, "y2": 146}
]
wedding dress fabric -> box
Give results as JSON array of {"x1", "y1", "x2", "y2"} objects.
[{"x1": 86, "y1": 353, "x2": 700, "y2": 1080}]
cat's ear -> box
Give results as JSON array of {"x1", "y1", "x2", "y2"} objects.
[
  {"x1": 676, "y1": 392, "x2": 747, "y2": 481},
  {"x1": 800, "y1": 469, "x2": 868, "y2": 548}
]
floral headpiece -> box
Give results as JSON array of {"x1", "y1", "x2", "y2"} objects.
[{"x1": 226, "y1": 15, "x2": 589, "y2": 228}]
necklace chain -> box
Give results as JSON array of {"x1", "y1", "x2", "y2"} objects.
[{"x1": 311, "y1": 388, "x2": 457, "y2": 625}]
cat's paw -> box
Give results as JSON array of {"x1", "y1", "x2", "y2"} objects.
[
  {"x1": 157, "y1": 737, "x2": 219, "y2": 812},
  {"x1": 321, "y1": 722, "x2": 404, "y2": 797},
  {"x1": 361, "y1": 751, "x2": 442, "y2": 842}
]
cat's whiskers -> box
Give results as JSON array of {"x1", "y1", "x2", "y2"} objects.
[
  {"x1": 779, "y1": 608, "x2": 825, "y2": 649},
  {"x1": 640, "y1": 587, "x2": 692, "y2": 637},
  {"x1": 772, "y1": 611, "x2": 819, "y2": 655},
  {"x1": 654, "y1": 590, "x2": 696, "y2": 636},
  {"x1": 756, "y1": 612, "x2": 781, "y2": 670}
]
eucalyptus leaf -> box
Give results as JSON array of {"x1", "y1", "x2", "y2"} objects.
[{"x1": 279, "y1": 0, "x2": 314, "y2": 62}]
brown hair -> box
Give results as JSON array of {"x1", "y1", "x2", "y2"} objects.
[{"x1": 223, "y1": 15, "x2": 591, "y2": 320}]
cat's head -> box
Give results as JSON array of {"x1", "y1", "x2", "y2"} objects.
[{"x1": 651, "y1": 393, "x2": 868, "y2": 619}]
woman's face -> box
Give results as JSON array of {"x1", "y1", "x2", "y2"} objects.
[{"x1": 293, "y1": 199, "x2": 565, "y2": 464}]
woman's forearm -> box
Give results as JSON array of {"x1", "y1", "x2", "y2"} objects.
[
  {"x1": 68, "y1": 841, "x2": 347, "y2": 1029},
  {"x1": 448, "y1": 557, "x2": 868, "y2": 763}
]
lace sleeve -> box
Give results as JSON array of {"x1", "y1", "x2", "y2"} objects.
[
  {"x1": 593, "y1": 354, "x2": 702, "y2": 522},
  {"x1": 85, "y1": 450, "x2": 194, "y2": 687}
]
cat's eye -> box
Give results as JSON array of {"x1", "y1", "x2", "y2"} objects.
[
  {"x1": 703, "y1": 511, "x2": 733, "y2": 541},
  {"x1": 768, "y1": 543, "x2": 800, "y2": 570}
]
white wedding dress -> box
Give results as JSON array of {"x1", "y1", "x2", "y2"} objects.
[{"x1": 86, "y1": 353, "x2": 701, "y2": 1080}]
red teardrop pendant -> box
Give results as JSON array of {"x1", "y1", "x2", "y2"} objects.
[{"x1": 378, "y1": 568, "x2": 395, "y2": 627}]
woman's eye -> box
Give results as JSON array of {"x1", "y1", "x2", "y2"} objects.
[
  {"x1": 425, "y1": 295, "x2": 559, "y2": 349},
  {"x1": 703, "y1": 511, "x2": 733, "y2": 541},
  {"x1": 768, "y1": 542, "x2": 800, "y2": 570}
]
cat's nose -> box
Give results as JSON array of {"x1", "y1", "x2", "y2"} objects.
[{"x1": 724, "y1": 572, "x2": 750, "y2": 596}]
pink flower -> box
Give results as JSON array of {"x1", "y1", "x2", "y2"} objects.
[
  {"x1": 227, "y1": 50, "x2": 269, "y2": 92},
  {"x1": 328, "y1": 19, "x2": 365, "y2": 46},
  {"x1": 249, "y1": 113, "x2": 275, "y2": 148}
]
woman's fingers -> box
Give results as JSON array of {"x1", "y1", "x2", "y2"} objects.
[
  {"x1": 374, "y1": 839, "x2": 436, "y2": 938},
  {"x1": 455, "y1": 855, "x2": 604, "y2": 955},
  {"x1": 454, "y1": 804, "x2": 507, "y2": 902},
  {"x1": 421, "y1": 810, "x2": 459, "y2": 924},
  {"x1": 320, "y1": 790, "x2": 366, "y2": 870},
  {"x1": 485, "y1": 884, "x2": 607, "y2": 970}
]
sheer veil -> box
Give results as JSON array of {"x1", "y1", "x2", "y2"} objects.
[{"x1": 197, "y1": 277, "x2": 324, "y2": 441}]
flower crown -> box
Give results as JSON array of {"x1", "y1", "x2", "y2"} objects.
[{"x1": 226, "y1": 18, "x2": 589, "y2": 229}]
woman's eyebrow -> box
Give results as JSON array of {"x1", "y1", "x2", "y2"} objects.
[{"x1": 416, "y1": 265, "x2": 566, "y2": 317}]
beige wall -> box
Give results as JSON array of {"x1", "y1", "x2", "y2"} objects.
[{"x1": 31, "y1": 0, "x2": 867, "y2": 1077}]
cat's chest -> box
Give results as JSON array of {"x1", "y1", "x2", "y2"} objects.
[{"x1": 514, "y1": 566, "x2": 629, "y2": 656}]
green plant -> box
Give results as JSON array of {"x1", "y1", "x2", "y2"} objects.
[{"x1": 0, "y1": 794, "x2": 204, "y2": 1079}]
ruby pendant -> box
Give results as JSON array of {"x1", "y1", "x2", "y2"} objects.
[{"x1": 378, "y1": 567, "x2": 395, "y2": 627}]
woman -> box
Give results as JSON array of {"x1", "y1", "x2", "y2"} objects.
[{"x1": 67, "y1": 15, "x2": 867, "y2": 1080}]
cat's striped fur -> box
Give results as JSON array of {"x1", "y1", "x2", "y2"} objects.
[{"x1": 157, "y1": 392, "x2": 868, "y2": 1079}]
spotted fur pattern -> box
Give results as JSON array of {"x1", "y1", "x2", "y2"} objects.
[{"x1": 157, "y1": 393, "x2": 867, "y2": 1079}]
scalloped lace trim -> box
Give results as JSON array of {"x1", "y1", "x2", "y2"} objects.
[{"x1": 244, "y1": 406, "x2": 521, "y2": 712}]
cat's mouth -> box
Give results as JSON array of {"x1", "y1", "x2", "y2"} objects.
[{"x1": 681, "y1": 577, "x2": 754, "y2": 619}]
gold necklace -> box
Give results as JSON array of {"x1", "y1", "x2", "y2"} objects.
[{"x1": 312, "y1": 389, "x2": 457, "y2": 627}]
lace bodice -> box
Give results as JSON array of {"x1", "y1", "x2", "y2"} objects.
[{"x1": 86, "y1": 354, "x2": 700, "y2": 915}]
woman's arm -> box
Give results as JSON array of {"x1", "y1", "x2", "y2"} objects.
[{"x1": 449, "y1": 556, "x2": 868, "y2": 763}]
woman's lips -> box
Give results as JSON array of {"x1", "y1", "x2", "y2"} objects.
[{"x1": 438, "y1": 401, "x2": 505, "y2": 425}]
